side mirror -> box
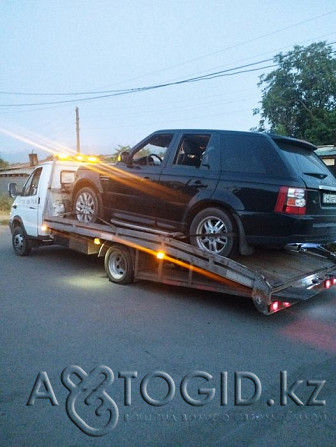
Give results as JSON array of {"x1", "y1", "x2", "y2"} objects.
[
  {"x1": 120, "y1": 152, "x2": 131, "y2": 164},
  {"x1": 8, "y1": 182, "x2": 19, "y2": 198}
]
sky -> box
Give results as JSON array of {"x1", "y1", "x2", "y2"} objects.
[{"x1": 0, "y1": 0, "x2": 336, "y2": 163}]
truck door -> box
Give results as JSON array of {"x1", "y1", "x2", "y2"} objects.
[{"x1": 15, "y1": 167, "x2": 43, "y2": 237}]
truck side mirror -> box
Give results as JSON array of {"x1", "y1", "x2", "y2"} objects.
[{"x1": 8, "y1": 182, "x2": 19, "y2": 198}]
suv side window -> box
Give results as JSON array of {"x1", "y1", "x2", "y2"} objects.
[
  {"x1": 132, "y1": 134, "x2": 173, "y2": 166},
  {"x1": 22, "y1": 168, "x2": 42, "y2": 196},
  {"x1": 221, "y1": 134, "x2": 285, "y2": 176},
  {"x1": 173, "y1": 134, "x2": 212, "y2": 169}
]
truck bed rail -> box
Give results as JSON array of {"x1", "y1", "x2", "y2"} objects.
[{"x1": 44, "y1": 216, "x2": 336, "y2": 314}]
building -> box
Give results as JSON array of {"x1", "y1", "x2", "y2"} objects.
[
  {"x1": 0, "y1": 153, "x2": 39, "y2": 195},
  {"x1": 315, "y1": 145, "x2": 336, "y2": 175}
]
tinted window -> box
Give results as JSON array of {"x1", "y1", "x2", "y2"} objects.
[
  {"x1": 276, "y1": 141, "x2": 332, "y2": 177},
  {"x1": 173, "y1": 134, "x2": 211, "y2": 168},
  {"x1": 221, "y1": 134, "x2": 285, "y2": 176}
]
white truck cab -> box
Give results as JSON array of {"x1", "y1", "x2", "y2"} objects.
[{"x1": 8, "y1": 158, "x2": 81, "y2": 255}]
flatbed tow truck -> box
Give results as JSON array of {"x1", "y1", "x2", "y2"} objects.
[{"x1": 8, "y1": 157, "x2": 336, "y2": 315}]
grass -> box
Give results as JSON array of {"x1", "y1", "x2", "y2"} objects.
[
  {"x1": 0, "y1": 194, "x2": 13, "y2": 224},
  {"x1": 0, "y1": 194, "x2": 13, "y2": 213}
]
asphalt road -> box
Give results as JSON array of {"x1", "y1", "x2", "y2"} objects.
[{"x1": 0, "y1": 225, "x2": 335, "y2": 446}]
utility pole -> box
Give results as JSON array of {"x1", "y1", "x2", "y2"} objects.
[{"x1": 76, "y1": 107, "x2": 81, "y2": 154}]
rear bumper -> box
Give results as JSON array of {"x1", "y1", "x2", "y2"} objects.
[{"x1": 239, "y1": 212, "x2": 336, "y2": 246}]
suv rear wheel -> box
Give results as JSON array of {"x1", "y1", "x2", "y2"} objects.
[{"x1": 190, "y1": 207, "x2": 237, "y2": 258}]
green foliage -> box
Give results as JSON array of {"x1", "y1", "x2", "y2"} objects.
[
  {"x1": 0, "y1": 194, "x2": 13, "y2": 213},
  {"x1": 135, "y1": 148, "x2": 151, "y2": 158},
  {"x1": 101, "y1": 145, "x2": 132, "y2": 163},
  {"x1": 0, "y1": 157, "x2": 9, "y2": 169},
  {"x1": 111, "y1": 145, "x2": 131, "y2": 162},
  {"x1": 254, "y1": 42, "x2": 336, "y2": 145}
]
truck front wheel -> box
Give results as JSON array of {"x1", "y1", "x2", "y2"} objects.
[
  {"x1": 104, "y1": 244, "x2": 134, "y2": 284},
  {"x1": 12, "y1": 226, "x2": 32, "y2": 256}
]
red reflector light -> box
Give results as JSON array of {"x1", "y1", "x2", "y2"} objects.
[
  {"x1": 269, "y1": 300, "x2": 291, "y2": 313},
  {"x1": 324, "y1": 279, "x2": 332, "y2": 289},
  {"x1": 271, "y1": 301, "x2": 279, "y2": 312},
  {"x1": 332, "y1": 278, "x2": 336, "y2": 286},
  {"x1": 275, "y1": 186, "x2": 306, "y2": 215}
]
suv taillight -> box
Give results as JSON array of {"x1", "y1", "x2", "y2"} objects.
[{"x1": 274, "y1": 187, "x2": 307, "y2": 215}]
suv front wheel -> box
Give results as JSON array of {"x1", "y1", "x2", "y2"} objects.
[
  {"x1": 190, "y1": 207, "x2": 237, "y2": 258},
  {"x1": 74, "y1": 186, "x2": 101, "y2": 223}
]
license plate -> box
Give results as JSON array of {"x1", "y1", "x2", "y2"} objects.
[{"x1": 322, "y1": 193, "x2": 336, "y2": 204}]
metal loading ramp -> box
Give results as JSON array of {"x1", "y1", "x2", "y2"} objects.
[{"x1": 44, "y1": 217, "x2": 336, "y2": 314}]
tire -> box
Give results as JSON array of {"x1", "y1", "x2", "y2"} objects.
[
  {"x1": 74, "y1": 186, "x2": 101, "y2": 223},
  {"x1": 104, "y1": 244, "x2": 134, "y2": 284},
  {"x1": 12, "y1": 226, "x2": 32, "y2": 256},
  {"x1": 190, "y1": 207, "x2": 237, "y2": 258}
]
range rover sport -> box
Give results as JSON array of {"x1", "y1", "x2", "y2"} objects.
[{"x1": 72, "y1": 130, "x2": 336, "y2": 257}]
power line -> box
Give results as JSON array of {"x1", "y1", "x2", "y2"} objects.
[
  {"x1": 0, "y1": 59, "x2": 274, "y2": 97},
  {"x1": 1, "y1": 38, "x2": 335, "y2": 103},
  {"x1": 0, "y1": 38, "x2": 334, "y2": 111},
  {"x1": 60, "y1": 8, "x2": 336, "y2": 93},
  {"x1": 0, "y1": 61, "x2": 277, "y2": 107}
]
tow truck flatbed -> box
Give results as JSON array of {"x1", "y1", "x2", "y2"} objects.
[{"x1": 44, "y1": 216, "x2": 336, "y2": 315}]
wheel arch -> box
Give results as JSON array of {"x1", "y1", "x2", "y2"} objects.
[
  {"x1": 99, "y1": 241, "x2": 136, "y2": 263},
  {"x1": 185, "y1": 200, "x2": 237, "y2": 230},
  {"x1": 71, "y1": 178, "x2": 102, "y2": 202},
  {"x1": 185, "y1": 201, "x2": 253, "y2": 256},
  {"x1": 11, "y1": 216, "x2": 26, "y2": 232}
]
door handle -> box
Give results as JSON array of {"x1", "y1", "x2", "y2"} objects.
[{"x1": 188, "y1": 179, "x2": 207, "y2": 188}]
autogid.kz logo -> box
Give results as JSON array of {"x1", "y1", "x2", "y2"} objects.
[
  {"x1": 27, "y1": 365, "x2": 119, "y2": 437},
  {"x1": 26, "y1": 365, "x2": 327, "y2": 437},
  {"x1": 61, "y1": 365, "x2": 119, "y2": 436}
]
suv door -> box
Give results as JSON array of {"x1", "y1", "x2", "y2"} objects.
[
  {"x1": 156, "y1": 132, "x2": 221, "y2": 231},
  {"x1": 101, "y1": 133, "x2": 175, "y2": 226}
]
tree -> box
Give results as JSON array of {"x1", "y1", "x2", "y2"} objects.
[
  {"x1": 0, "y1": 157, "x2": 9, "y2": 169},
  {"x1": 103, "y1": 145, "x2": 131, "y2": 163},
  {"x1": 253, "y1": 42, "x2": 336, "y2": 145}
]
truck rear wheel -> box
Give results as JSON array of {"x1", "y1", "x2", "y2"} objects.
[
  {"x1": 12, "y1": 226, "x2": 32, "y2": 256},
  {"x1": 104, "y1": 244, "x2": 134, "y2": 284}
]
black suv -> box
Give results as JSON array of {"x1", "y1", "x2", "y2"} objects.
[{"x1": 72, "y1": 129, "x2": 336, "y2": 257}]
